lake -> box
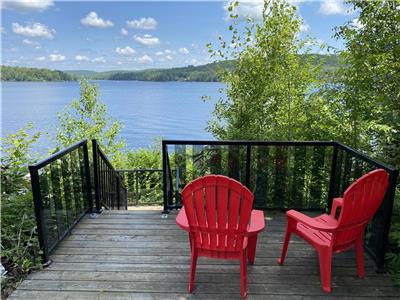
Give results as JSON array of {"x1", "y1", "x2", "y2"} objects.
[{"x1": 1, "y1": 81, "x2": 223, "y2": 153}]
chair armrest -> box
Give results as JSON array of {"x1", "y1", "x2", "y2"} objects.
[
  {"x1": 176, "y1": 206, "x2": 189, "y2": 232},
  {"x1": 287, "y1": 210, "x2": 337, "y2": 232},
  {"x1": 330, "y1": 197, "x2": 343, "y2": 218},
  {"x1": 247, "y1": 210, "x2": 265, "y2": 235}
]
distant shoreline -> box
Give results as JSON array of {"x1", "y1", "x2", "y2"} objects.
[
  {"x1": 1, "y1": 56, "x2": 339, "y2": 82},
  {"x1": 1, "y1": 79, "x2": 220, "y2": 83}
]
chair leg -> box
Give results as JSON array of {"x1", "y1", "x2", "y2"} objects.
[
  {"x1": 355, "y1": 237, "x2": 365, "y2": 278},
  {"x1": 318, "y1": 248, "x2": 333, "y2": 293},
  {"x1": 278, "y1": 224, "x2": 292, "y2": 265},
  {"x1": 240, "y1": 251, "x2": 248, "y2": 299},
  {"x1": 247, "y1": 235, "x2": 258, "y2": 265},
  {"x1": 189, "y1": 250, "x2": 198, "y2": 293}
]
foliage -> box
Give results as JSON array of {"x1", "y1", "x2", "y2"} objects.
[
  {"x1": 1, "y1": 125, "x2": 41, "y2": 194},
  {"x1": 206, "y1": 0, "x2": 332, "y2": 141},
  {"x1": 53, "y1": 79, "x2": 126, "y2": 165},
  {"x1": 0, "y1": 65, "x2": 73, "y2": 82},
  {"x1": 1, "y1": 125, "x2": 42, "y2": 298},
  {"x1": 119, "y1": 142, "x2": 163, "y2": 206}
]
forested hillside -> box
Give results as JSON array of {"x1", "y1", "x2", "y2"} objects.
[
  {"x1": 1, "y1": 66, "x2": 73, "y2": 81},
  {"x1": 3, "y1": 54, "x2": 338, "y2": 82}
]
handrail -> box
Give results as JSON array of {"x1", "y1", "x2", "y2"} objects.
[
  {"x1": 335, "y1": 142, "x2": 397, "y2": 172},
  {"x1": 92, "y1": 139, "x2": 127, "y2": 210},
  {"x1": 162, "y1": 139, "x2": 335, "y2": 146},
  {"x1": 29, "y1": 139, "x2": 92, "y2": 264},
  {"x1": 117, "y1": 169, "x2": 163, "y2": 172},
  {"x1": 31, "y1": 139, "x2": 88, "y2": 169},
  {"x1": 118, "y1": 168, "x2": 165, "y2": 206}
]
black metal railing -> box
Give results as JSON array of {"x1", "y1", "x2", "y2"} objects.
[
  {"x1": 162, "y1": 140, "x2": 398, "y2": 271},
  {"x1": 29, "y1": 140, "x2": 92, "y2": 264},
  {"x1": 92, "y1": 139, "x2": 127, "y2": 210},
  {"x1": 331, "y1": 142, "x2": 399, "y2": 270},
  {"x1": 117, "y1": 169, "x2": 163, "y2": 206}
]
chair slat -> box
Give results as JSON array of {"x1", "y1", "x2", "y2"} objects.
[
  {"x1": 204, "y1": 176, "x2": 217, "y2": 249},
  {"x1": 216, "y1": 176, "x2": 229, "y2": 250}
]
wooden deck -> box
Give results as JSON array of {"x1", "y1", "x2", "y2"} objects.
[{"x1": 10, "y1": 210, "x2": 400, "y2": 299}]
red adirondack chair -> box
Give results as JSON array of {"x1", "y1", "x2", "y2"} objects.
[
  {"x1": 278, "y1": 169, "x2": 389, "y2": 293},
  {"x1": 176, "y1": 175, "x2": 265, "y2": 299}
]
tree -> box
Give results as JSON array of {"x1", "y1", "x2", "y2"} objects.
[
  {"x1": 53, "y1": 79, "x2": 126, "y2": 165},
  {"x1": 206, "y1": 0, "x2": 324, "y2": 141},
  {"x1": 332, "y1": 0, "x2": 400, "y2": 162},
  {"x1": 1, "y1": 124, "x2": 41, "y2": 194}
]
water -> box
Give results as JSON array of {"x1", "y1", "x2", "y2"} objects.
[{"x1": 1, "y1": 81, "x2": 223, "y2": 153}]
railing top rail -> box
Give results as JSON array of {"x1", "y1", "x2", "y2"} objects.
[
  {"x1": 335, "y1": 142, "x2": 398, "y2": 173},
  {"x1": 93, "y1": 140, "x2": 125, "y2": 184},
  {"x1": 162, "y1": 140, "x2": 335, "y2": 146},
  {"x1": 30, "y1": 139, "x2": 88, "y2": 170},
  {"x1": 95, "y1": 142, "x2": 114, "y2": 169},
  {"x1": 117, "y1": 169, "x2": 163, "y2": 172},
  {"x1": 162, "y1": 139, "x2": 398, "y2": 173}
]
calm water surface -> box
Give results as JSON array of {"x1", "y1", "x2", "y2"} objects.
[{"x1": 1, "y1": 81, "x2": 222, "y2": 153}]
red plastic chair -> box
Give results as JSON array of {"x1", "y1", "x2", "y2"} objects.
[
  {"x1": 176, "y1": 175, "x2": 265, "y2": 299},
  {"x1": 278, "y1": 169, "x2": 389, "y2": 293}
]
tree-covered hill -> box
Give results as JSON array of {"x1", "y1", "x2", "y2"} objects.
[
  {"x1": 1, "y1": 65, "x2": 74, "y2": 81},
  {"x1": 1, "y1": 54, "x2": 338, "y2": 82}
]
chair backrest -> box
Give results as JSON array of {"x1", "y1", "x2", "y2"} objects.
[
  {"x1": 182, "y1": 175, "x2": 254, "y2": 255},
  {"x1": 334, "y1": 169, "x2": 389, "y2": 248}
]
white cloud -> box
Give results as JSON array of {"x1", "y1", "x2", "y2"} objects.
[
  {"x1": 7, "y1": 59, "x2": 20, "y2": 64},
  {"x1": 35, "y1": 56, "x2": 46, "y2": 61},
  {"x1": 155, "y1": 51, "x2": 164, "y2": 56},
  {"x1": 12, "y1": 22, "x2": 55, "y2": 39},
  {"x1": 134, "y1": 34, "x2": 160, "y2": 47},
  {"x1": 1, "y1": 27, "x2": 6, "y2": 34},
  {"x1": 300, "y1": 21, "x2": 310, "y2": 32},
  {"x1": 351, "y1": 18, "x2": 363, "y2": 30},
  {"x1": 81, "y1": 12, "x2": 114, "y2": 28},
  {"x1": 115, "y1": 46, "x2": 135, "y2": 56},
  {"x1": 91, "y1": 56, "x2": 106, "y2": 63},
  {"x1": 121, "y1": 28, "x2": 128, "y2": 36},
  {"x1": 126, "y1": 17, "x2": 157, "y2": 30},
  {"x1": 75, "y1": 55, "x2": 89, "y2": 61},
  {"x1": 136, "y1": 54, "x2": 153, "y2": 64},
  {"x1": 224, "y1": 0, "x2": 264, "y2": 21},
  {"x1": 49, "y1": 54, "x2": 65, "y2": 61},
  {"x1": 178, "y1": 47, "x2": 189, "y2": 55},
  {"x1": 2, "y1": 0, "x2": 54, "y2": 12},
  {"x1": 319, "y1": 0, "x2": 348, "y2": 15},
  {"x1": 164, "y1": 49, "x2": 172, "y2": 54},
  {"x1": 22, "y1": 39, "x2": 41, "y2": 49},
  {"x1": 185, "y1": 58, "x2": 198, "y2": 65},
  {"x1": 165, "y1": 55, "x2": 173, "y2": 61}
]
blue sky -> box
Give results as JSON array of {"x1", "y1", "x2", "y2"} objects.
[{"x1": 1, "y1": 1, "x2": 358, "y2": 71}]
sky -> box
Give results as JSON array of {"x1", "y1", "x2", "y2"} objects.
[{"x1": 1, "y1": 0, "x2": 359, "y2": 71}]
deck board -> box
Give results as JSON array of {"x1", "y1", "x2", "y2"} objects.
[{"x1": 9, "y1": 210, "x2": 399, "y2": 299}]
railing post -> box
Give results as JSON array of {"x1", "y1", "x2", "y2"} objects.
[
  {"x1": 327, "y1": 142, "x2": 338, "y2": 210},
  {"x1": 162, "y1": 141, "x2": 169, "y2": 214},
  {"x1": 116, "y1": 175, "x2": 121, "y2": 210},
  {"x1": 374, "y1": 169, "x2": 399, "y2": 272},
  {"x1": 245, "y1": 144, "x2": 251, "y2": 188},
  {"x1": 29, "y1": 166, "x2": 51, "y2": 265},
  {"x1": 92, "y1": 139, "x2": 102, "y2": 213},
  {"x1": 83, "y1": 142, "x2": 93, "y2": 211}
]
